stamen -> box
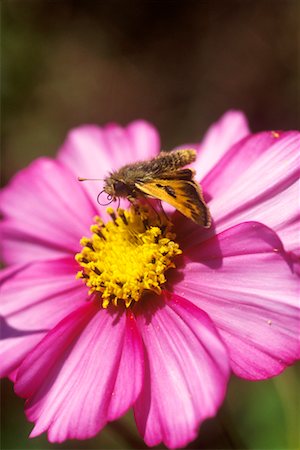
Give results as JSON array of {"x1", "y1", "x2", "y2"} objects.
[
  {"x1": 76, "y1": 205, "x2": 182, "y2": 308},
  {"x1": 107, "y1": 207, "x2": 118, "y2": 225},
  {"x1": 118, "y1": 208, "x2": 128, "y2": 225}
]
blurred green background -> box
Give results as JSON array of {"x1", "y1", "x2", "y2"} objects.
[{"x1": 1, "y1": 0, "x2": 299, "y2": 449}]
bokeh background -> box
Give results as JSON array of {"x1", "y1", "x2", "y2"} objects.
[{"x1": 1, "y1": 0, "x2": 299, "y2": 449}]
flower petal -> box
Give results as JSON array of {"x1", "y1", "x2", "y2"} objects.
[
  {"x1": 0, "y1": 158, "x2": 96, "y2": 264},
  {"x1": 173, "y1": 222, "x2": 300, "y2": 380},
  {"x1": 177, "y1": 131, "x2": 300, "y2": 254},
  {"x1": 202, "y1": 131, "x2": 278, "y2": 199},
  {"x1": 57, "y1": 120, "x2": 160, "y2": 209},
  {"x1": 0, "y1": 332, "x2": 45, "y2": 380},
  {"x1": 194, "y1": 110, "x2": 250, "y2": 180},
  {"x1": 15, "y1": 303, "x2": 143, "y2": 443},
  {"x1": 206, "y1": 131, "x2": 300, "y2": 252},
  {"x1": 134, "y1": 293, "x2": 230, "y2": 449},
  {"x1": 0, "y1": 257, "x2": 86, "y2": 377}
]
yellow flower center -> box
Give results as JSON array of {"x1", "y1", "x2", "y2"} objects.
[{"x1": 76, "y1": 206, "x2": 182, "y2": 308}]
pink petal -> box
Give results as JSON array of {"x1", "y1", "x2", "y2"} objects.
[
  {"x1": 206, "y1": 131, "x2": 300, "y2": 252},
  {"x1": 107, "y1": 311, "x2": 144, "y2": 421},
  {"x1": 0, "y1": 258, "x2": 86, "y2": 377},
  {"x1": 202, "y1": 131, "x2": 278, "y2": 199},
  {"x1": 134, "y1": 293, "x2": 230, "y2": 449},
  {"x1": 57, "y1": 120, "x2": 160, "y2": 211},
  {"x1": 194, "y1": 110, "x2": 250, "y2": 180},
  {"x1": 8, "y1": 368, "x2": 19, "y2": 382},
  {"x1": 173, "y1": 222, "x2": 300, "y2": 380},
  {"x1": 177, "y1": 131, "x2": 300, "y2": 254},
  {"x1": 15, "y1": 303, "x2": 143, "y2": 443},
  {"x1": 0, "y1": 158, "x2": 96, "y2": 264},
  {"x1": 0, "y1": 333, "x2": 45, "y2": 380}
]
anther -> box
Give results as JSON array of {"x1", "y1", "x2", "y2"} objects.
[
  {"x1": 95, "y1": 217, "x2": 104, "y2": 227},
  {"x1": 107, "y1": 207, "x2": 118, "y2": 225},
  {"x1": 118, "y1": 209, "x2": 128, "y2": 225},
  {"x1": 76, "y1": 205, "x2": 182, "y2": 308},
  {"x1": 96, "y1": 229, "x2": 106, "y2": 240}
]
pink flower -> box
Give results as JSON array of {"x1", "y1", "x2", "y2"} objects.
[{"x1": 1, "y1": 111, "x2": 299, "y2": 448}]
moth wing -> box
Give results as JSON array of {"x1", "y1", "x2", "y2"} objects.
[
  {"x1": 135, "y1": 178, "x2": 211, "y2": 227},
  {"x1": 157, "y1": 168, "x2": 195, "y2": 180}
]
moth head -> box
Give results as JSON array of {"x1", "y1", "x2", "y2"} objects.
[
  {"x1": 104, "y1": 175, "x2": 130, "y2": 199},
  {"x1": 78, "y1": 175, "x2": 117, "y2": 206}
]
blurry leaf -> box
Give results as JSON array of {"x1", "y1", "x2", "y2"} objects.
[{"x1": 224, "y1": 363, "x2": 300, "y2": 449}]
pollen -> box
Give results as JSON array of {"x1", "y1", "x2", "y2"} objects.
[{"x1": 75, "y1": 206, "x2": 182, "y2": 308}]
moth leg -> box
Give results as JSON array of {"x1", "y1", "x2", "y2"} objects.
[
  {"x1": 127, "y1": 195, "x2": 141, "y2": 217},
  {"x1": 158, "y1": 200, "x2": 170, "y2": 223},
  {"x1": 126, "y1": 195, "x2": 138, "y2": 209},
  {"x1": 142, "y1": 198, "x2": 167, "y2": 225},
  {"x1": 144, "y1": 199, "x2": 162, "y2": 224},
  {"x1": 127, "y1": 195, "x2": 136, "y2": 205}
]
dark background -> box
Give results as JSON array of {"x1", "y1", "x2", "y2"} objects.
[
  {"x1": 1, "y1": 1, "x2": 299, "y2": 449},
  {"x1": 2, "y1": 0, "x2": 299, "y2": 183}
]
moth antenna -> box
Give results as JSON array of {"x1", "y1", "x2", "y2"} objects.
[{"x1": 78, "y1": 177, "x2": 104, "y2": 182}]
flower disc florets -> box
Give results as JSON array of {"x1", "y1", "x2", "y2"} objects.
[{"x1": 76, "y1": 206, "x2": 182, "y2": 308}]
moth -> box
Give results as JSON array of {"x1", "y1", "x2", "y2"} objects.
[{"x1": 80, "y1": 149, "x2": 211, "y2": 227}]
